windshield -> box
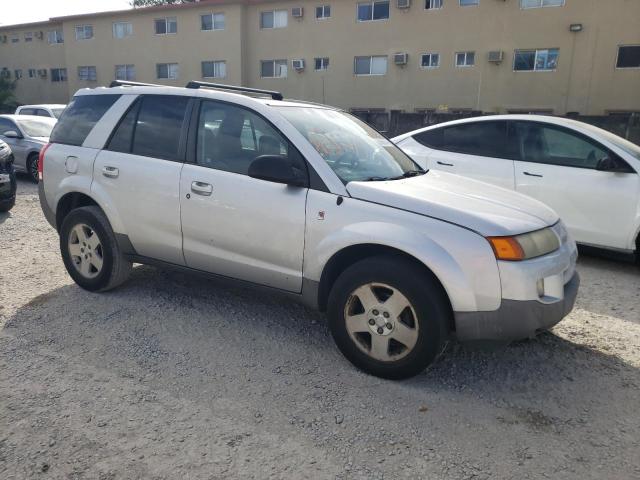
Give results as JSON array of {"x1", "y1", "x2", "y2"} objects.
[
  {"x1": 52, "y1": 108, "x2": 65, "y2": 119},
  {"x1": 17, "y1": 118, "x2": 55, "y2": 138},
  {"x1": 276, "y1": 107, "x2": 423, "y2": 183}
]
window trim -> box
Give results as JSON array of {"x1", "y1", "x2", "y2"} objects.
[
  {"x1": 419, "y1": 53, "x2": 440, "y2": 69},
  {"x1": 356, "y1": 0, "x2": 391, "y2": 22},
  {"x1": 115, "y1": 64, "x2": 136, "y2": 81},
  {"x1": 154, "y1": 17, "x2": 178, "y2": 35},
  {"x1": 201, "y1": 60, "x2": 227, "y2": 79},
  {"x1": 77, "y1": 65, "x2": 97, "y2": 82},
  {"x1": 47, "y1": 30, "x2": 64, "y2": 45},
  {"x1": 424, "y1": 0, "x2": 443, "y2": 10},
  {"x1": 112, "y1": 21, "x2": 133, "y2": 39},
  {"x1": 354, "y1": 55, "x2": 388, "y2": 76},
  {"x1": 50, "y1": 68, "x2": 68, "y2": 82},
  {"x1": 260, "y1": 9, "x2": 288, "y2": 29},
  {"x1": 513, "y1": 48, "x2": 559, "y2": 72},
  {"x1": 314, "y1": 57, "x2": 330, "y2": 71},
  {"x1": 75, "y1": 24, "x2": 94, "y2": 41},
  {"x1": 200, "y1": 12, "x2": 226, "y2": 31},
  {"x1": 156, "y1": 63, "x2": 180, "y2": 80},
  {"x1": 615, "y1": 44, "x2": 640, "y2": 70},
  {"x1": 260, "y1": 59, "x2": 288, "y2": 78},
  {"x1": 455, "y1": 51, "x2": 475, "y2": 67},
  {"x1": 459, "y1": 0, "x2": 479, "y2": 7},
  {"x1": 519, "y1": 0, "x2": 565, "y2": 9},
  {"x1": 315, "y1": 4, "x2": 331, "y2": 20}
]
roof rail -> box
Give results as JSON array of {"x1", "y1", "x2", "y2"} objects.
[
  {"x1": 109, "y1": 80, "x2": 164, "y2": 88},
  {"x1": 185, "y1": 81, "x2": 283, "y2": 101}
]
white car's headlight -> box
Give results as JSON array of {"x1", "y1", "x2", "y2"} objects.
[{"x1": 487, "y1": 227, "x2": 560, "y2": 261}]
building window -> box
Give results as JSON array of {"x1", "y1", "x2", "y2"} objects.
[
  {"x1": 520, "y1": 0, "x2": 564, "y2": 8},
  {"x1": 202, "y1": 60, "x2": 226, "y2": 78},
  {"x1": 115, "y1": 64, "x2": 136, "y2": 81},
  {"x1": 460, "y1": 0, "x2": 478, "y2": 5},
  {"x1": 155, "y1": 17, "x2": 177, "y2": 35},
  {"x1": 28, "y1": 68, "x2": 37, "y2": 78},
  {"x1": 201, "y1": 13, "x2": 225, "y2": 31},
  {"x1": 113, "y1": 22, "x2": 133, "y2": 39},
  {"x1": 260, "y1": 10, "x2": 288, "y2": 29},
  {"x1": 10, "y1": 35, "x2": 19, "y2": 44},
  {"x1": 514, "y1": 48, "x2": 559, "y2": 71},
  {"x1": 51, "y1": 68, "x2": 68, "y2": 82},
  {"x1": 354, "y1": 55, "x2": 388, "y2": 75},
  {"x1": 24, "y1": 32, "x2": 33, "y2": 42},
  {"x1": 616, "y1": 45, "x2": 640, "y2": 69},
  {"x1": 316, "y1": 5, "x2": 331, "y2": 19},
  {"x1": 261, "y1": 60, "x2": 288, "y2": 78},
  {"x1": 47, "y1": 30, "x2": 64, "y2": 44},
  {"x1": 357, "y1": 1, "x2": 390, "y2": 21},
  {"x1": 75, "y1": 25, "x2": 94, "y2": 40},
  {"x1": 314, "y1": 57, "x2": 330, "y2": 70},
  {"x1": 420, "y1": 53, "x2": 440, "y2": 68},
  {"x1": 14, "y1": 69, "x2": 23, "y2": 80},
  {"x1": 78, "y1": 66, "x2": 97, "y2": 81},
  {"x1": 455, "y1": 51, "x2": 475, "y2": 67},
  {"x1": 425, "y1": 0, "x2": 443, "y2": 8},
  {"x1": 156, "y1": 63, "x2": 179, "y2": 79}
]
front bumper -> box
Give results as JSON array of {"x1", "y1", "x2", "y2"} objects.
[{"x1": 455, "y1": 272, "x2": 580, "y2": 342}]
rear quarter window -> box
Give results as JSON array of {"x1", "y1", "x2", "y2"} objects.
[{"x1": 50, "y1": 95, "x2": 121, "y2": 146}]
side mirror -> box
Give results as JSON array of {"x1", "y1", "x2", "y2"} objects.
[
  {"x1": 3, "y1": 130, "x2": 22, "y2": 139},
  {"x1": 248, "y1": 155, "x2": 307, "y2": 187}
]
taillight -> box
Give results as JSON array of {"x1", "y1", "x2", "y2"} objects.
[{"x1": 38, "y1": 143, "x2": 52, "y2": 182}]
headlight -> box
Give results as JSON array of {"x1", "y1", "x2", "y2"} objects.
[{"x1": 487, "y1": 227, "x2": 560, "y2": 261}]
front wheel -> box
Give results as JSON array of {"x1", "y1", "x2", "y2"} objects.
[
  {"x1": 327, "y1": 256, "x2": 451, "y2": 379},
  {"x1": 27, "y1": 153, "x2": 39, "y2": 183},
  {"x1": 60, "y1": 206, "x2": 132, "y2": 292}
]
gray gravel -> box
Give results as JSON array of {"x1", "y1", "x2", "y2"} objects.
[{"x1": 1, "y1": 178, "x2": 639, "y2": 479}]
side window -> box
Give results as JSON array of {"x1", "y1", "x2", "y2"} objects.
[
  {"x1": 0, "y1": 118, "x2": 17, "y2": 135},
  {"x1": 132, "y1": 96, "x2": 189, "y2": 160},
  {"x1": 413, "y1": 128, "x2": 443, "y2": 149},
  {"x1": 107, "y1": 101, "x2": 139, "y2": 153},
  {"x1": 196, "y1": 100, "x2": 293, "y2": 176},
  {"x1": 50, "y1": 94, "x2": 121, "y2": 146},
  {"x1": 440, "y1": 121, "x2": 509, "y2": 158},
  {"x1": 19, "y1": 108, "x2": 35, "y2": 115},
  {"x1": 514, "y1": 122, "x2": 609, "y2": 169},
  {"x1": 36, "y1": 109, "x2": 50, "y2": 117}
]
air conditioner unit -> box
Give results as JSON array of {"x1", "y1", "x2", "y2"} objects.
[
  {"x1": 487, "y1": 50, "x2": 504, "y2": 63},
  {"x1": 292, "y1": 59, "x2": 305, "y2": 71},
  {"x1": 37, "y1": 69, "x2": 47, "y2": 78},
  {"x1": 397, "y1": 0, "x2": 411, "y2": 8},
  {"x1": 35, "y1": 31, "x2": 44, "y2": 40},
  {"x1": 292, "y1": 7, "x2": 304, "y2": 18},
  {"x1": 394, "y1": 52, "x2": 408, "y2": 65}
]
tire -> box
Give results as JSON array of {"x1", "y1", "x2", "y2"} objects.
[
  {"x1": 27, "y1": 153, "x2": 39, "y2": 183},
  {"x1": 59, "y1": 206, "x2": 132, "y2": 292},
  {"x1": 327, "y1": 255, "x2": 451, "y2": 380},
  {"x1": 0, "y1": 198, "x2": 15, "y2": 212}
]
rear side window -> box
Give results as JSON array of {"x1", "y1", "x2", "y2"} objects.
[
  {"x1": 50, "y1": 95, "x2": 120, "y2": 146},
  {"x1": 415, "y1": 121, "x2": 512, "y2": 159},
  {"x1": 19, "y1": 108, "x2": 35, "y2": 115},
  {"x1": 107, "y1": 95, "x2": 189, "y2": 161}
]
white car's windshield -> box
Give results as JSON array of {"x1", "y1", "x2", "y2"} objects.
[
  {"x1": 17, "y1": 118, "x2": 55, "y2": 138},
  {"x1": 277, "y1": 107, "x2": 424, "y2": 183}
]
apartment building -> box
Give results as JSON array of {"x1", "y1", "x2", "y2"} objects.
[{"x1": 0, "y1": 0, "x2": 639, "y2": 115}]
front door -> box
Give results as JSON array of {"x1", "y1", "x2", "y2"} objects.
[
  {"x1": 0, "y1": 118, "x2": 29, "y2": 172},
  {"x1": 512, "y1": 120, "x2": 639, "y2": 250},
  {"x1": 179, "y1": 99, "x2": 308, "y2": 292}
]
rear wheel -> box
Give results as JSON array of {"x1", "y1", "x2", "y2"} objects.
[
  {"x1": 327, "y1": 255, "x2": 450, "y2": 379},
  {"x1": 27, "y1": 153, "x2": 39, "y2": 183},
  {"x1": 60, "y1": 206, "x2": 131, "y2": 292}
]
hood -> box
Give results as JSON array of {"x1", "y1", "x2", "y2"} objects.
[
  {"x1": 28, "y1": 136, "x2": 50, "y2": 143},
  {"x1": 346, "y1": 170, "x2": 558, "y2": 237}
]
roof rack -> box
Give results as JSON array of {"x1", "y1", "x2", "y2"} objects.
[
  {"x1": 185, "y1": 81, "x2": 283, "y2": 101},
  {"x1": 109, "y1": 80, "x2": 164, "y2": 88}
]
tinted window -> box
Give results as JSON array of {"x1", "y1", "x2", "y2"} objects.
[
  {"x1": 50, "y1": 95, "x2": 121, "y2": 146},
  {"x1": 36, "y1": 109, "x2": 50, "y2": 117},
  {"x1": 416, "y1": 121, "x2": 510, "y2": 158},
  {"x1": 514, "y1": 122, "x2": 609, "y2": 169},
  {"x1": 196, "y1": 100, "x2": 304, "y2": 178},
  {"x1": 107, "y1": 101, "x2": 139, "y2": 153},
  {"x1": 0, "y1": 118, "x2": 18, "y2": 135},
  {"x1": 132, "y1": 96, "x2": 189, "y2": 161},
  {"x1": 19, "y1": 108, "x2": 35, "y2": 115}
]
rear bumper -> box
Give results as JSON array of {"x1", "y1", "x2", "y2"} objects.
[
  {"x1": 38, "y1": 181, "x2": 56, "y2": 229},
  {"x1": 454, "y1": 272, "x2": 580, "y2": 342}
]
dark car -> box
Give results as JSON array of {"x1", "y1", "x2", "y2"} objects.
[{"x1": 0, "y1": 139, "x2": 17, "y2": 212}]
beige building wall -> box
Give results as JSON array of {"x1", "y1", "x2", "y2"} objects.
[{"x1": 0, "y1": 0, "x2": 638, "y2": 115}]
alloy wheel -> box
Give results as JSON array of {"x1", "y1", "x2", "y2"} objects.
[{"x1": 68, "y1": 223, "x2": 104, "y2": 279}]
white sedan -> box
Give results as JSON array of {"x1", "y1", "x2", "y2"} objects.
[{"x1": 392, "y1": 115, "x2": 640, "y2": 258}]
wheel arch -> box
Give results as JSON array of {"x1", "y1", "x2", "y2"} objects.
[
  {"x1": 316, "y1": 243, "x2": 456, "y2": 332},
  {"x1": 55, "y1": 191, "x2": 101, "y2": 231}
]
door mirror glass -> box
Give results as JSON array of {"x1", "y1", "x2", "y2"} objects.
[
  {"x1": 3, "y1": 130, "x2": 21, "y2": 139},
  {"x1": 248, "y1": 155, "x2": 307, "y2": 187}
]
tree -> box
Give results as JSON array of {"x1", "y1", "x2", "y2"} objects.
[
  {"x1": 0, "y1": 77, "x2": 16, "y2": 114},
  {"x1": 131, "y1": 0, "x2": 197, "y2": 7}
]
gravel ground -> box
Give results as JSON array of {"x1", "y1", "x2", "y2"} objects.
[{"x1": 1, "y1": 178, "x2": 639, "y2": 480}]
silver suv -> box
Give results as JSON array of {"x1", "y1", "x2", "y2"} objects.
[{"x1": 39, "y1": 81, "x2": 579, "y2": 379}]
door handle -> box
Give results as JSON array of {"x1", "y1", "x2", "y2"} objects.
[
  {"x1": 102, "y1": 166, "x2": 119, "y2": 178},
  {"x1": 191, "y1": 181, "x2": 213, "y2": 196},
  {"x1": 437, "y1": 161, "x2": 454, "y2": 167},
  {"x1": 523, "y1": 171, "x2": 543, "y2": 178}
]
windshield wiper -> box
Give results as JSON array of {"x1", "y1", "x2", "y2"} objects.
[{"x1": 364, "y1": 170, "x2": 426, "y2": 182}]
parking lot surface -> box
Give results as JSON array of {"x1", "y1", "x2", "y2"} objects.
[{"x1": 1, "y1": 179, "x2": 639, "y2": 479}]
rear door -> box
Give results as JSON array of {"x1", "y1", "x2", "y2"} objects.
[
  {"x1": 512, "y1": 120, "x2": 639, "y2": 250},
  {"x1": 179, "y1": 99, "x2": 308, "y2": 292},
  {"x1": 410, "y1": 121, "x2": 516, "y2": 189},
  {"x1": 93, "y1": 95, "x2": 191, "y2": 265}
]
